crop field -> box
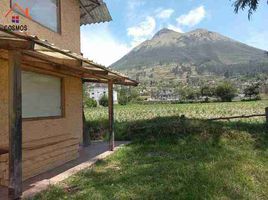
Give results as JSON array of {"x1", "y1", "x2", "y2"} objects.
[
  {"x1": 33, "y1": 101, "x2": 268, "y2": 200},
  {"x1": 85, "y1": 100, "x2": 268, "y2": 140}
]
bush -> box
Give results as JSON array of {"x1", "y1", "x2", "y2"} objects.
[
  {"x1": 84, "y1": 97, "x2": 97, "y2": 108},
  {"x1": 178, "y1": 86, "x2": 200, "y2": 101},
  {"x1": 244, "y1": 83, "x2": 260, "y2": 99},
  {"x1": 99, "y1": 94, "x2": 109, "y2": 107},
  {"x1": 117, "y1": 87, "x2": 141, "y2": 105},
  {"x1": 215, "y1": 82, "x2": 237, "y2": 102},
  {"x1": 118, "y1": 95, "x2": 128, "y2": 105},
  {"x1": 201, "y1": 85, "x2": 215, "y2": 97}
]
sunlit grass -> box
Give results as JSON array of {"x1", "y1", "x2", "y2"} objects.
[
  {"x1": 31, "y1": 101, "x2": 268, "y2": 200},
  {"x1": 85, "y1": 100, "x2": 267, "y2": 140}
]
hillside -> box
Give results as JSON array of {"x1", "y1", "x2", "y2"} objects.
[
  {"x1": 111, "y1": 28, "x2": 268, "y2": 99},
  {"x1": 112, "y1": 28, "x2": 268, "y2": 73}
]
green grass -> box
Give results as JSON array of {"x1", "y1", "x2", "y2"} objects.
[
  {"x1": 86, "y1": 100, "x2": 267, "y2": 140},
  {"x1": 31, "y1": 101, "x2": 268, "y2": 200}
]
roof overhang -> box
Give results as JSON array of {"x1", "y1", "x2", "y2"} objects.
[
  {"x1": 79, "y1": 0, "x2": 112, "y2": 25},
  {"x1": 0, "y1": 27, "x2": 138, "y2": 86}
]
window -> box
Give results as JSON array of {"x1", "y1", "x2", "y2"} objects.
[
  {"x1": 22, "y1": 71, "x2": 63, "y2": 119},
  {"x1": 12, "y1": 0, "x2": 60, "y2": 32}
]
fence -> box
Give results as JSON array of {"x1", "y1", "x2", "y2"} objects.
[{"x1": 208, "y1": 107, "x2": 268, "y2": 126}]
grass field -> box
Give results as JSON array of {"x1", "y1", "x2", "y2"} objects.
[
  {"x1": 32, "y1": 101, "x2": 268, "y2": 200},
  {"x1": 85, "y1": 100, "x2": 267, "y2": 140}
]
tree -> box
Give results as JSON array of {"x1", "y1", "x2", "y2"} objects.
[
  {"x1": 186, "y1": 88, "x2": 200, "y2": 100},
  {"x1": 215, "y1": 82, "x2": 237, "y2": 102},
  {"x1": 232, "y1": 0, "x2": 268, "y2": 19},
  {"x1": 84, "y1": 97, "x2": 97, "y2": 108},
  {"x1": 117, "y1": 87, "x2": 128, "y2": 105},
  {"x1": 244, "y1": 83, "x2": 260, "y2": 99},
  {"x1": 201, "y1": 85, "x2": 215, "y2": 97},
  {"x1": 177, "y1": 86, "x2": 200, "y2": 101},
  {"x1": 99, "y1": 94, "x2": 109, "y2": 107},
  {"x1": 129, "y1": 88, "x2": 140, "y2": 101},
  {"x1": 118, "y1": 94, "x2": 128, "y2": 105}
]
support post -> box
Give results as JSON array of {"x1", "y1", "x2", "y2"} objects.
[
  {"x1": 265, "y1": 107, "x2": 268, "y2": 128},
  {"x1": 108, "y1": 80, "x2": 115, "y2": 151},
  {"x1": 82, "y1": 81, "x2": 90, "y2": 147},
  {"x1": 83, "y1": 111, "x2": 90, "y2": 147},
  {"x1": 8, "y1": 51, "x2": 22, "y2": 200}
]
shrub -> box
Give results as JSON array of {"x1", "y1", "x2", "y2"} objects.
[
  {"x1": 118, "y1": 94, "x2": 128, "y2": 105},
  {"x1": 244, "y1": 83, "x2": 260, "y2": 99},
  {"x1": 99, "y1": 94, "x2": 109, "y2": 107},
  {"x1": 215, "y1": 82, "x2": 237, "y2": 102},
  {"x1": 84, "y1": 97, "x2": 97, "y2": 108},
  {"x1": 201, "y1": 85, "x2": 215, "y2": 97}
]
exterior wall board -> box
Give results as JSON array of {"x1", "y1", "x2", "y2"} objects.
[
  {"x1": 0, "y1": 59, "x2": 9, "y2": 149},
  {"x1": 0, "y1": 58, "x2": 83, "y2": 185},
  {"x1": 0, "y1": 0, "x2": 84, "y2": 184},
  {"x1": 0, "y1": 0, "x2": 81, "y2": 53}
]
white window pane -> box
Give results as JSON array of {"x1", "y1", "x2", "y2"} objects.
[
  {"x1": 22, "y1": 71, "x2": 62, "y2": 118},
  {"x1": 12, "y1": 0, "x2": 59, "y2": 32}
]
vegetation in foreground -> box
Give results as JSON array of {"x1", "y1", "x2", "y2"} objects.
[{"x1": 31, "y1": 101, "x2": 268, "y2": 200}]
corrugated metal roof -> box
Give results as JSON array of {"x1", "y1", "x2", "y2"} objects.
[{"x1": 80, "y1": 0, "x2": 112, "y2": 25}]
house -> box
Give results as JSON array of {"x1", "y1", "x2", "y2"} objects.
[
  {"x1": 86, "y1": 83, "x2": 118, "y2": 104},
  {"x1": 0, "y1": 0, "x2": 138, "y2": 199}
]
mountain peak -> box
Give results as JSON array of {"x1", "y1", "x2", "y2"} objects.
[
  {"x1": 153, "y1": 28, "x2": 179, "y2": 38},
  {"x1": 189, "y1": 28, "x2": 209, "y2": 33},
  {"x1": 186, "y1": 28, "x2": 231, "y2": 42},
  {"x1": 112, "y1": 27, "x2": 268, "y2": 71}
]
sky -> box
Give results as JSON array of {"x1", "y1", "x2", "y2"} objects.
[{"x1": 80, "y1": 0, "x2": 268, "y2": 66}]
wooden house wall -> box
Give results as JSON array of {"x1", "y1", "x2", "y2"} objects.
[
  {"x1": 0, "y1": 58, "x2": 83, "y2": 185},
  {"x1": 0, "y1": 0, "x2": 81, "y2": 54}
]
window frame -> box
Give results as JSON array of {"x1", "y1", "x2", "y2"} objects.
[
  {"x1": 10, "y1": 0, "x2": 62, "y2": 33},
  {"x1": 22, "y1": 69, "x2": 65, "y2": 121}
]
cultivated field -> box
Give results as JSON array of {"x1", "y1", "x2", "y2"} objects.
[
  {"x1": 33, "y1": 101, "x2": 268, "y2": 200},
  {"x1": 85, "y1": 100, "x2": 267, "y2": 140}
]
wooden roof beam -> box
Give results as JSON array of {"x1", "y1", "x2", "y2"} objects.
[
  {"x1": 21, "y1": 54, "x2": 104, "y2": 79},
  {"x1": 0, "y1": 38, "x2": 34, "y2": 50},
  {"x1": 23, "y1": 51, "x2": 81, "y2": 68}
]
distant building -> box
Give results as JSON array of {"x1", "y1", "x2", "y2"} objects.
[
  {"x1": 86, "y1": 84, "x2": 118, "y2": 104},
  {"x1": 152, "y1": 88, "x2": 179, "y2": 101}
]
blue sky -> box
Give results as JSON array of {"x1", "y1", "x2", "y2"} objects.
[{"x1": 81, "y1": 0, "x2": 268, "y2": 66}]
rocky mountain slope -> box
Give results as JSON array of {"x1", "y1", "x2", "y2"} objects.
[{"x1": 112, "y1": 28, "x2": 268, "y2": 76}]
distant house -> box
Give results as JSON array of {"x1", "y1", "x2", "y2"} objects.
[
  {"x1": 152, "y1": 89, "x2": 179, "y2": 101},
  {"x1": 86, "y1": 84, "x2": 118, "y2": 104}
]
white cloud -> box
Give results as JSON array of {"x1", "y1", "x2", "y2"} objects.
[
  {"x1": 127, "y1": 16, "x2": 156, "y2": 38},
  {"x1": 167, "y1": 24, "x2": 184, "y2": 33},
  {"x1": 81, "y1": 25, "x2": 131, "y2": 66},
  {"x1": 127, "y1": 16, "x2": 156, "y2": 47},
  {"x1": 156, "y1": 9, "x2": 174, "y2": 19},
  {"x1": 177, "y1": 6, "x2": 206, "y2": 27}
]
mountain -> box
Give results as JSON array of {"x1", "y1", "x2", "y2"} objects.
[{"x1": 111, "y1": 28, "x2": 268, "y2": 76}]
